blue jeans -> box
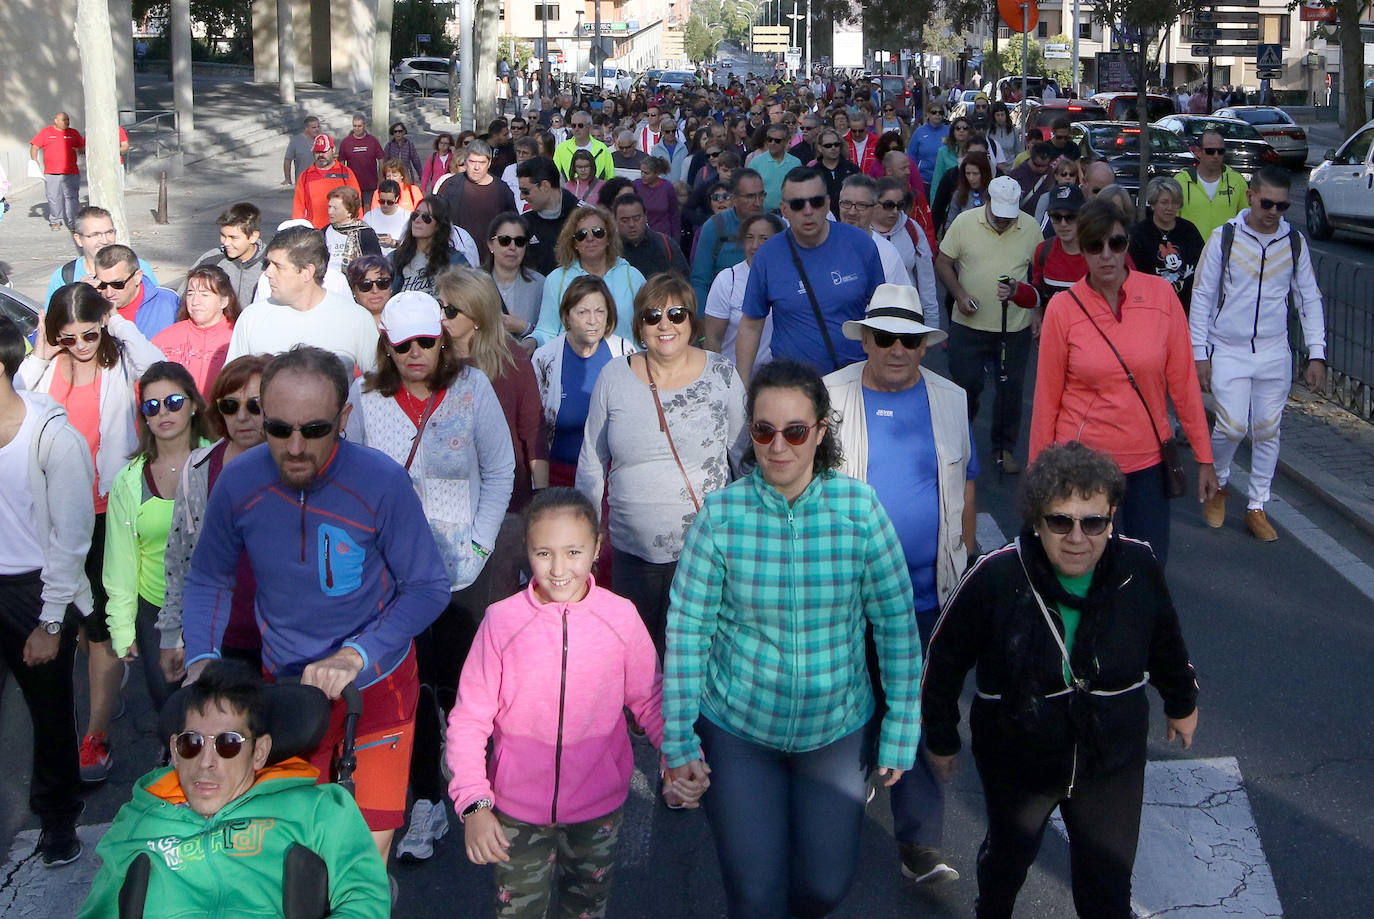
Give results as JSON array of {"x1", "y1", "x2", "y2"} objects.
[
  {"x1": 888, "y1": 605, "x2": 944, "y2": 848},
  {"x1": 697, "y1": 716, "x2": 869, "y2": 919},
  {"x1": 1118, "y1": 463, "x2": 1171, "y2": 568}
]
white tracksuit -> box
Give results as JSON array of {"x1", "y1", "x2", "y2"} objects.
[{"x1": 1189, "y1": 212, "x2": 1326, "y2": 508}]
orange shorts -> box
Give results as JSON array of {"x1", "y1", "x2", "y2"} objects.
[{"x1": 308, "y1": 647, "x2": 418, "y2": 831}]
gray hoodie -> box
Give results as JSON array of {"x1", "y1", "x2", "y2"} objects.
[
  {"x1": 157, "y1": 440, "x2": 219, "y2": 648},
  {"x1": 180, "y1": 242, "x2": 269, "y2": 307}
]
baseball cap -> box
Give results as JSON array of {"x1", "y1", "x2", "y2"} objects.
[
  {"x1": 379, "y1": 291, "x2": 442, "y2": 345},
  {"x1": 842, "y1": 284, "x2": 948, "y2": 346},
  {"x1": 1046, "y1": 184, "x2": 1085, "y2": 214},
  {"x1": 312, "y1": 134, "x2": 336, "y2": 154},
  {"x1": 988, "y1": 175, "x2": 1022, "y2": 219}
]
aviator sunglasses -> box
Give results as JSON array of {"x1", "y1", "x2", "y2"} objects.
[{"x1": 174, "y1": 730, "x2": 250, "y2": 760}]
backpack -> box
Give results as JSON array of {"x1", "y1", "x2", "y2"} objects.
[
  {"x1": 61, "y1": 258, "x2": 78, "y2": 285},
  {"x1": 1216, "y1": 221, "x2": 1307, "y2": 354}
]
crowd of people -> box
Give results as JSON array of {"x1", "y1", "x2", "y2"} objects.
[{"x1": 0, "y1": 69, "x2": 1329, "y2": 918}]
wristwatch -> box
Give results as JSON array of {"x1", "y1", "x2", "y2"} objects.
[
  {"x1": 40, "y1": 619, "x2": 62, "y2": 635},
  {"x1": 461, "y1": 798, "x2": 493, "y2": 818}
]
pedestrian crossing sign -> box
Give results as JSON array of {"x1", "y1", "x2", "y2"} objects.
[{"x1": 1257, "y1": 44, "x2": 1282, "y2": 67}]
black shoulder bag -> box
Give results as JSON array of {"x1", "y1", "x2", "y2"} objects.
[
  {"x1": 785, "y1": 232, "x2": 840, "y2": 371},
  {"x1": 1068, "y1": 291, "x2": 1188, "y2": 499}
]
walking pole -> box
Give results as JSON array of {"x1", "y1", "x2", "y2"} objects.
[{"x1": 996, "y1": 275, "x2": 1012, "y2": 481}]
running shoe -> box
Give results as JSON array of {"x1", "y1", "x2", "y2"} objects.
[
  {"x1": 37, "y1": 823, "x2": 81, "y2": 868},
  {"x1": 79, "y1": 732, "x2": 112, "y2": 782},
  {"x1": 395, "y1": 799, "x2": 449, "y2": 862},
  {"x1": 899, "y1": 844, "x2": 959, "y2": 884}
]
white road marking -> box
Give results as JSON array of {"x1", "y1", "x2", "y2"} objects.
[
  {"x1": 977, "y1": 512, "x2": 1009, "y2": 553},
  {"x1": 1, "y1": 823, "x2": 110, "y2": 916},
  {"x1": 1049, "y1": 758, "x2": 1282, "y2": 918}
]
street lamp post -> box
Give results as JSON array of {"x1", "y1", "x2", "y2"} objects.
[{"x1": 575, "y1": 10, "x2": 583, "y2": 100}]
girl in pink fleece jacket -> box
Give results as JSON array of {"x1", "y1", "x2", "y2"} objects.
[{"x1": 446, "y1": 488, "x2": 705, "y2": 918}]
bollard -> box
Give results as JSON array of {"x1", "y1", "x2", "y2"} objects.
[{"x1": 156, "y1": 171, "x2": 169, "y2": 225}]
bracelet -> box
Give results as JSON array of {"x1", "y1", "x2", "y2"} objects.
[{"x1": 471, "y1": 541, "x2": 490, "y2": 559}]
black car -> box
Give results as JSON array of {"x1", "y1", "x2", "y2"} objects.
[
  {"x1": 1154, "y1": 115, "x2": 1281, "y2": 177},
  {"x1": 1072, "y1": 122, "x2": 1196, "y2": 191}
]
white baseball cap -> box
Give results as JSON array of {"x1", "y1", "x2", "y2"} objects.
[
  {"x1": 988, "y1": 175, "x2": 1022, "y2": 220},
  {"x1": 379, "y1": 291, "x2": 442, "y2": 345}
]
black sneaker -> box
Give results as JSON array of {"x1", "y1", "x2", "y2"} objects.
[
  {"x1": 898, "y1": 843, "x2": 959, "y2": 884},
  {"x1": 37, "y1": 823, "x2": 82, "y2": 868}
]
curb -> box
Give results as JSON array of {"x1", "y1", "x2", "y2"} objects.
[{"x1": 1275, "y1": 392, "x2": 1374, "y2": 540}]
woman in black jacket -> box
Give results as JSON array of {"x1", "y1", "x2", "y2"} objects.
[{"x1": 922, "y1": 441, "x2": 1200, "y2": 919}]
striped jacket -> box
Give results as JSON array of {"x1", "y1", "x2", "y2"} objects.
[{"x1": 662, "y1": 467, "x2": 921, "y2": 770}]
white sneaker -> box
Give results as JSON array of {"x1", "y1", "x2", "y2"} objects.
[{"x1": 395, "y1": 799, "x2": 449, "y2": 862}]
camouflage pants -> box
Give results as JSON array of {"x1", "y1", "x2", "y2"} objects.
[{"x1": 493, "y1": 808, "x2": 623, "y2": 919}]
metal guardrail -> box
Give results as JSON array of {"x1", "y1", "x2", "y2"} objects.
[
  {"x1": 1307, "y1": 248, "x2": 1374, "y2": 419},
  {"x1": 120, "y1": 109, "x2": 180, "y2": 170}
]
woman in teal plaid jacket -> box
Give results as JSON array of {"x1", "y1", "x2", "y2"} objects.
[{"x1": 662, "y1": 359, "x2": 922, "y2": 919}]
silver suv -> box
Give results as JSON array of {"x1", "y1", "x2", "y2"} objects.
[{"x1": 393, "y1": 56, "x2": 456, "y2": 95}]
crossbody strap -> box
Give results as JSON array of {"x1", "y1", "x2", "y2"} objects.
[
  {"x1": 640, "y1": 355, "x2": 702, "y2": 513},
  {"x1": 1066, "y1": 290, "x2": 1166, "y2": 451},
  {"x1": 785, "y1": 232, "x2": 840, "y2": 371},
  {"x1": 1015, "y1": 538, "x2": 1084, "y2": 691},
  {"x1": 403, "y1": 393, "x2": 441, "y2": 471}
]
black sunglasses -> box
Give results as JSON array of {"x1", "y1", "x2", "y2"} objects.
[
  {"x1": 175, "y1": 730, "x2": 249, "y2": 760},
  {"x1": 1201, "y1": 146, "x2": 1226, "y2": 155},
  {"x1": 819, "y1": 141, "x2": 842, "y2": 149},
  {"x1": 574, "y1": 226, "x2": 607, "y2": 241},
  {"x1": 871, "y1": 330, "x2": 925, "y2": 350},
  {"x1": 141, "y1": 394, "x2": 188, "y2": 417},
  {"x1": 1049, "y1": 212, "x2": 1077, "y2": 223},
  {"x1": 392, "y1": 336, "x2": 438, "y2": 354},
  {"x1": 749, "y1": 420, "x2": 820, "y2": 446},
  {"x1": 377, "y1": 197, "x2": 399, "y2": 206},
  {"x1": 216, "y1": 396, "x2": 261, "y2": 416},
  {"x1": 355, "y1": 276, "x2": 393, "y2": 292},
  {"x1": 1258, "y1": 198, "x2": 1291, "y2": 212},
  {"x1": 784, "y1": 195, "x2": 827, "y2": 212},
  {"x1": 639, "y1": 306, "x2": 690, "y2": 326},
  {"x1": 96, "y1": 269, "x2": 139, "y2": 291},
  {"x1": 441, "y1": 304, "x2": 462, "y2": 320},
  {"x1": 57, "y1": 328, "x2": 102, "y2": 347},
  {"x1": 767, "y1": 136, "x2": 788, "y2": 144},
  {"x1": 412, "y1": 212, "x2": 435, "y2": 223},
  {"x1": 1041, "y1": 513, "x2": 1112, "y2": 536},
  {"x1": 877, "y1": 199, "x2": 903, "y2": 210},
  {"x1": 492, "y1": 234, "x2": 529, "y2": 247},
  {"x1": 261, "y1": 410, "x2": 341, "y2": 440},
  {"x1": 1083, "y1": 234, "x2": 1129, "y2": 255}
]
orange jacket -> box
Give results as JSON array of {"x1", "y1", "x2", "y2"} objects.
[{"x1": 292, "y1": 162, "x2": 360, "y2": 228}]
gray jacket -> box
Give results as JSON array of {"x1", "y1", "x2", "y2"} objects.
[{"x1": 157, "y1": 441, "x2": 219, "y2": 648}]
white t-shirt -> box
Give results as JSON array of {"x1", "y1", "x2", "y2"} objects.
[
  {"x1": 1199, "y1": 176, "x2": 1222, "y2": 200},
  {"x1": 0, "y1": 403, "x2": 45, "y2": 574},
  {"x1": 363, "y1": 206, "x2": 412, "y2": 255},
  {"x1": 226, "y1": 289, "x2": 380, "y2": 373},
  {"x1": 705, "y1": 260, "x2": 772, "y2": 373},
  {"x1": 502, "y1": 163, "x2": 521, "y2": 201}
]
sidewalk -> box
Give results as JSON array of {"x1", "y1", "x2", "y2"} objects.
[{"x1": 1276, "y1": 389, "x2": 1374, "y2": 538}]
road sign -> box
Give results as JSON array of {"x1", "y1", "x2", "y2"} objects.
[
  {"x1": 1210, "y1": 28, "x2": 1260, "y2": 41},
  {"x1": 1045, "y1": 51, "x2": 1071, "y2": 59},
  {"x1": 751, "y1": 25, "x2": 788, "y2": 52},
  {"x1": 417, "y1": 33, "x2": 430, "y2": 43},
  {"x1": 1045, "y1": 42, "x2": 1068, "y2": 51},
  {"x1": 1257, "y1": 67, "x2": 1284, "y2": 79},
  {"x1": 1195, "y1": 9, "x2": 1261, "y2": 23},
  {"x1": 1258, "y1": 43, "x2": 1283, "y2": 67},
  {"x1": 1193, "y1": 28, "x2": 1221, "y2": 41},
  {"x1": 1192, "y1": 45, "x2": 1215, "y2": 57},
  {"x1": 997, "y1": 0, "x2": 1038, "y2": 33}
]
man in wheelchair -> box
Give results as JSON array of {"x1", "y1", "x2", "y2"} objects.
[{"x1": 76, "y1": 663, "x2": 390, "y2": 918}]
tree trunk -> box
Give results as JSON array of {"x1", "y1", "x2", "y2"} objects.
[
  {"x1": 475, "y1": 0, "x2": 499, "y2": 128},
  {"x1": 1337, "y1": 0, "x2": 1367, "y2": 131},
  {"x1": 373, "y1": 0, "x2": 395, "y2": 137},
  {"x1": 75, "y1": 0, "x2": 128, "y2": 239},
  {"x1": 1137, "y1": 34, "x2": 1149, "y2": 214}
]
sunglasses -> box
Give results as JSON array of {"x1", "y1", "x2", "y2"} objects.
[
  {"x1": 767, "y1": 136, "x2": 788, "y2": 144},
  {"x1": 57, "y1": 328, "x2": 102, "y2": 347},
  {"x1": 174, "y1": 730, "x2": 249, "y2": 760},
  {"x1": 441, "y1": 304, "x2": 462, "y2": 321},
  {"x1": 392, "y1": 129, "x2": 406, "y2": 135},
  {"x1": 749, "y1": 420, "x2": 820, "y2": 446},
  {"x1": 1258, "y1": 198, "x2": 1291, "y2": 212},
  {"x1": 640, "y1": 306, "x2": 690, "y2": 326},
  {"x1": 819, "y1": 141, "x2": 841, "y2": 149},
  {"x1": 785, "y1": 195, "x2": 827, "y2": 212},
  {"x1": 216, "y1": 396, "x2": 261, "y2": 416},
  {"x1": 1201, "y1": 146, "x2": 1226, "y2": 155},
  {"x1": 871, "y1": 330, "x2": 925, "y2": 350},
  {"x1": 392, "y1": 336, "x2": 438, "y2": 354},
  {"x1": 354, "y1": 276, "x2": 393, "y2": 292},
  {"x1": 710, "y1": 193, "x2": 733, "y2": 202},
  {"x1": 261, "y1": 411, "x2": 341, "y2": 440},
  {"x1": 574, "y1": 226, "x2": 607, "y2": 241},
  {"x1": 412, "y1": 212, "x2": 435, "y2": 223},
  {"x1": 140, "y1": 393, "x2": 188, "y2": 417},
  {"x1": 1049, "y1": 212, "x2": 1077, "y2": 223},
  {"x1": 1041, "y1": 513, "x2": 1112, "y2": 536},
  {"x1": 878, "y1": 200, "x2": 903, "y2": 210},
  {"x1": 1083, "y1": 234, "x2": 1129, "y2": 255},
  {"x1": 708, "y1": 151, "x2": 721, "y2": 159},
  {"x1": 378, "y1": 197, "x2": 398, "y2": 206},
  {"x1": 96, "y1": 270, "x2": 139, "y2": 291},
  {"x1": 492, "y1": 234, "x2": 528, "y2": 247}
]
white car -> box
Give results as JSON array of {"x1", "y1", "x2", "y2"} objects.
[
  {"x1": 393, "y1": 56, "x2": 456, "y2": 94},
  {"x1": 1212, "y1": 105, "x2": 1308, "y2": 168},
  {"x1": 1306, "y1": 120, "x2": 1374, "y2": 241},
  {"x1": 580, "y1": 67, "x2": 633, "y2": 94}
]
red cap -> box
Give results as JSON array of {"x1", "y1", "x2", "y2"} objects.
[{"x1": 312, "y1": 134, "x2": 335, "y2": 154}]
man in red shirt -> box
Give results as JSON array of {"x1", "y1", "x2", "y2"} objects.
[
  {"x1": 337, "y1": 116, "x2": 384, "y2": 207},
  {"x1": 292, "y1": 134, "x2": 360, "y2": 229},
  {"x1": 30, "y1": 112, "x2": 85, "y2": 231}
]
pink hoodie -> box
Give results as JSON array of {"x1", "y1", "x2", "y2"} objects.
[{"x1": 446, "y1": 576, "x2": 665, "y2": 826}]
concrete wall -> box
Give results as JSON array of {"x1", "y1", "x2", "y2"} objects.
[
  {"x1": 252, "y1": 0, "x2": 316, "y2": 83},
  {"x1": 251, "y1": 0, "x2": 375, "y2": 94},
  {"x1": 0, "y1": 0, "x2": 135, "y2": 188}
]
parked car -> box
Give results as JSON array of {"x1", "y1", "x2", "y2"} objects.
[
  {"x1": 1211, "y1": 105, "x2": 1309, "y2": 168},
  {"x1": 1017, "y1": 99, "x2": 1109, "y2": 142},
  {"x1": 1305, "y1": 119, "x2": 1374, "y2": 241},
  {"x1": 985, "y1": 76, "x2": 1061, "y2": 101},
  {"x1": 1154, "y1": 114, "x2": 1280, "y2": 177},
  {"x1": 657, "y1": 70, "x2": 698, "y2": 90},
  {"x1": 1072, "y1": 121, "x2": 1196, "y2": 191},
  {"x1": 392, "y1": 56, "x2": 456, "y2": 95},
  {"x1": 1090, "y1": 92, "x2": 1178, "y2": 123},
  {"x1": 0, "y1": 283, "x2": 41, "y2": 341},
  {"x1": 580, "y1": 66, "x2": 633, "y2": 93}
]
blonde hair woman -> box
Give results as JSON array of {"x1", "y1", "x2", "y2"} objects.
[{"x1": 530, "y1": 206, "x2": 645, "y2": 346}]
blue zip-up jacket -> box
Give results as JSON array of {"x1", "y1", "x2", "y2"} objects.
[
  {"x1": 129, "y1": 284, "x2": 181, "y2": 340},
  {"x1": 182, "y1": 440, "x2": 449, "y2": 688}
]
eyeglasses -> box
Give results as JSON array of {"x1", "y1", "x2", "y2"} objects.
[
  {"x1": 392, "y1": 336, "x2": 438, "y2": 354},
  {"x1": 871, "y1": 330, "x2": 925, "y2": 350},
  {"x1": 710, "y1": 193, "x2": 733, "y2": 202},
  {"x1": 749, "y1": 420, "x2": 820, "y2": 446},
  {"x1": 174, "y1": 730, "x2": 249, "y2": 760},
  {"x1": 378, "y1": 197, "x2": 398, "y2": 206},
  {"x1": 57, "y1": 328, "x2": 102, "y2": 347},
  {"x1": 877, "y1": 199, "x2": 903, "y2": 210},
  {"x1": 1201, "y1": 146, "x2": 1226, "y2": 155},
  {"x1": 492, "y1": 234, "x2": 528, "y2": 247},
  {"x1": 1082, "y1": 233, "x2": 1129, "y2": 255},
  {"x1": 140, "y1": 393, "x2": 188, "y2": 417},
  {"x1": 412, "y1": 212, "x2": 435, "y2": 224},
  {"x1": 1049, "y1": 212, "x2": 1077, "y2": 223},
  {"x1": 261, "y1": 410, "x2": 342, "y2": 440},
  {"x1": 79, "y1": 228, "x2": 117, "y2": 240},
  {"x1": 639, "y1": 306, "x2": 690, "y2": 326},
  {"x1": 736, "y1": 191, "x2": 766, "y2": 201},
  {"x1": 838, "y1": 200, "x2": 873, "y2": 211},
  {"x1": 574, "y1": 226, "x2": 607, "y2": 241},
  {"x1": 96, "y1": 269, "x2": 139, "y2": 291},
  {"x1": 354, "y1": 276, "x2": 393, "y2": 292},
  {"x1": 1258, "y1": 198, "x2": 1291, "y2": 212},
  {"x1": 784, "y1": 195, "x2": 827, "y2": 212},
  {"x1": 216, "y1": 396, "x2": 261, "y2": 417},
  {"x1": 1041, "y1": 513, "x2": 1112, "y2": 536}
]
